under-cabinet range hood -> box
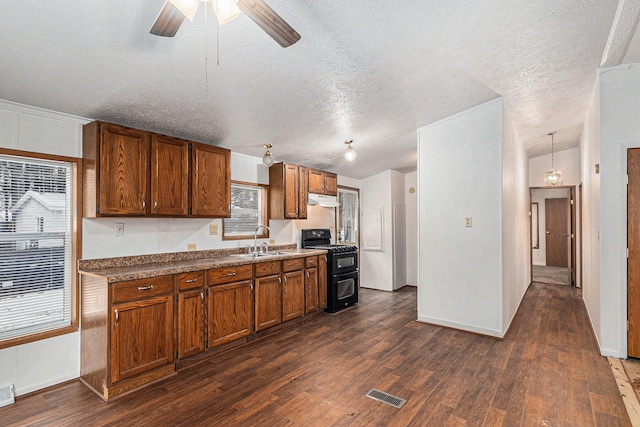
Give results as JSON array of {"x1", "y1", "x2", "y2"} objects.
[{"x1": 308, "y1": 193, "x2": 340, "y2": 207}]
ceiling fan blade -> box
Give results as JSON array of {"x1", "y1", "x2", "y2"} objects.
[
  {"x1": 150, "y1": 1, "x2": 187, "y2": 37},
  {"x1": 236, "y1": 0, "x2": 301, "y2": 47}
]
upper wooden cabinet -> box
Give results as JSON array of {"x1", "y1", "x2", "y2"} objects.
[
  {"x1": 269, "y1": 162, "x2": 307, "y2": 219},
  {"x1": 308, "y1": 169, "x2": 337, "y2": 196},
  {"x1": 151, "y1": 134, "x2": 189, "y2": 216},
  {"x1": 83, "y1": 121, "x2": 230, "y2": 218},
  {"x1": 83, "y1": 122, "x2": 150, "y2": 216},
  {"x1": 191, "y1": 143, "x2": 231, "y2": 217}
]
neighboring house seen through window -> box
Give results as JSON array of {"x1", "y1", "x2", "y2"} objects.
[
  {"x1": 223, "y1": 181, "x2": 268, "y2": 240},
  {"x1": 0, "y1": 152, "x2": 78, "y2": 347}
]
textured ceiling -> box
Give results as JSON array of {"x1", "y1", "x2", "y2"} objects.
[{"x1": 0, "y1": 1, "x2": 629, "y2": 178}]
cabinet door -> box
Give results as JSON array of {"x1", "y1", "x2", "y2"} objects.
[
  {"x1": 282, "y1": 270, "x2": 305, "y2": 321},
  {"x1": 191, "y1": 143, "x2": 231, "y2": 217},
  {"x1": 178, "y1": 289, "x2": 205, "y2": 359},
  {"x1": 305, "y1": 267, "x2": 318, "y2": 314},
  {"x1": 151, "y1": 134, "x2": 189, "y2": 216},
  {"x1": 308, "y1": 169, "x2": 324, "y2": 194},
  {"x1": 298, "y1": 166, "x2": 308, "y2": 219},
  {"x1": 99, "y1": 123, "x2": 150, "y2": 215},
  {"x1": 111, "y1": 295, "x2": 174, "y2": 383},
  {"x1": 283, "y1": 163, "x2": 299, "y2": 219},
  {"x1": 255, "y1": 274, "x2": 282, "y2": 331},
  {"x1": 208, "y1": 280, "x2": 254, "y2": 346},
  {"x1": 324, "y1": 172, "x2": 338, "y2": 196},
  {"x1": 319, "y1": 255, "x2": 327, "y2": 310}
]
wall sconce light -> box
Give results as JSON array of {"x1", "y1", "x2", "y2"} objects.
[
  {"x1": 262, "y1": 144, "x2": 275, "y2": 167},
  {"x1": 344, "y1": 140, "x2": 356, "y2": 162}
]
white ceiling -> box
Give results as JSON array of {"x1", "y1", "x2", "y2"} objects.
[{"x1": 0, "y1": 1, "x2": 634, "y2": 179}]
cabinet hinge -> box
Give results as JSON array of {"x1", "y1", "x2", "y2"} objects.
[
  {"x1": 188, "y1": 208, "x2": 192, "y2": 215},
  {"x1": 570, "y1": 199, "x2": 574, "y2": 205},
  {"x1": 205, "y1": 340, "x2": 209, "y2": 348},
  {"x1": 96, "y1": 205, "x2": 101, "y2": 214},
  {"x1": 175, "y1": 294, "x2": 179, "y2": 302},
  {"x1": 176, "y1": 351, "x2": 179, "y2": 359},
  {"x1": 97, "y1": 123, "x2": 101, "y2": 132}
]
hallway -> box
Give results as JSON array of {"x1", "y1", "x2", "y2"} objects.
[{"x1": 0, "y1": 284, "x2": 630, "y2": 426}]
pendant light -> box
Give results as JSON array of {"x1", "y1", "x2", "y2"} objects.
[
  {"x1": 262, "y1": 144, "x2": 275, "y2": 167},
  {"x1": 544, "y1": 132, "x2": 562, "y2": 186},
  {"x1": 344, "y1": 140, "x2": 356, "y2": 162}
]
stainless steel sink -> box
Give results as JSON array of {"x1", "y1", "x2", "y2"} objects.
[{"x1": 231, "y1": 251, "x2": 290, "y2": 258}]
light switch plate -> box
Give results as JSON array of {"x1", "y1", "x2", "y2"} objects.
[
  {"x1": 464, "y1": 217, "x2": 472, "y2": 227},
  {"x1": 115, "y1": 223, "x2": 124, "y2": 236},
  {"x1": 187, "y1": 243, "x2": 197, "y2": 251}
]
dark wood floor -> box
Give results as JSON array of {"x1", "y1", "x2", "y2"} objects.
[{"x1": 1, "y1": 283, "x2": 630, "y2": 426}]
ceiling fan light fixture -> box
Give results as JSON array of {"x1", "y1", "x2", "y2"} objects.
[
  {"x1": 262, "y1": 144, "x2": 275, "y2": 167},
  {"x1": 169, "y1": 0, "x2": 200, "y2": 20},
  {"x1": 344, "y1": 140, "x2": 356, "y2": 162},
  {"x1": 212, "y1": 0, "x2": 241, "y2": 25},
  {"x1": 543, "y1": 132, "x2": 562, "y2": 186}
]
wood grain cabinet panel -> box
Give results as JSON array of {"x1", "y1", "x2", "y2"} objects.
[
  {"x1": 269, "y1": 162, "x2": 307, "y2": 219},
  {"x1": 191, "y1": 143, "x2": 231, "y2": 217},
  {"x1": 208, "y1": 280, "x2": 254, "y2": 346},
  {"x1": 83, "y1": 121, "x2": 150, "y2": 217},
  {"x1": 111, "y1": 294, "x2": 174, "y2": 383},
  {"x1": 178, "y1": 288, "x2": 206, "y2": 359},
  {"x1": 308, "y1": 169, "x2": 337, "y2": 196},
  {"x1": 282, "y1": 270, "x2": 304, "y2": 321},
  {"x1": 255, "y1": 274, "x2": 282, "y2": 331},
  {"x1": 298, "y1": 166, "x2": 308, "y2": 219},
  {"x1": 151, "y1": 134, "x2": 189, "y2": 216},
  {"x1": 305, "y1": 267, "x2": 318, "y2": 314},
  {"x1": 319, "y1": 255, "x2": 327, "y2": 310}
]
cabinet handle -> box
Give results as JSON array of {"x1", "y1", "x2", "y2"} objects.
[
  {"x1": 137, "y1": 285, "x2": 154, "y2": 291},
  {"x1": 306, "y1": 272, "x2": 310, "y2": 279},
  {"x1": 114, "y1": 309, "x2": 119, "y2": 326},
  {"x1": 141, "y1": 196, "x2": 146, "y2": 211},
  {"x1": 284, "y1": 276, "x2": 287, "y2": 283},
  {"x1": 251, "y1": 282, "x2": 254, "y2": 290},
  {"x1": 200, "y1": 292, "x2": 204, "y2": 302},
  {"x1": 278, "y1": 277, "x2": 282, "y2": 285},
  {"x1": 186, "y1": 278, "x2": 198, "y2": 283},
  {"x1": 226, "y1": 272, "x2": 237, "y2": 277},
  {"x1": 154, "y1": 200, "x2": 158, "y2": 211}
]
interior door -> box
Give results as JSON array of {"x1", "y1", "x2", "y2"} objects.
[
  {"x1": 545, "y1": 198, "x2": 569, "y2": 267},
  {"x1": 628, "y1": 148, "x2": 640, "y2": 357}
]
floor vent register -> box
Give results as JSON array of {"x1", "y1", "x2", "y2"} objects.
[
  {"x1": 365, "y1": 388, "x2": 406, "y2": 409},
  {"x1": 0, "y1": 383, "x2": 15, "y2": 408}
]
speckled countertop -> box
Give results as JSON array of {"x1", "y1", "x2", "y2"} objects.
[{"x1": 78, "y1": 244, "x2": 327, "y2": 283}]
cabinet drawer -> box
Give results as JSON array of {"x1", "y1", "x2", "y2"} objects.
[
  {"x1": 209, "y1": 264, "x2": 253, "y2": 285},
  {"x1": 179, "y1": 271, "x2": 205, "y2": 290},
  {"x1": 112, "y1": 275, "x2": 174, "y2": 304},
  {"x1": 255, "y1": 261, "x2": 281, "y2": 278},
  {"x1": 305, "y1": 256, "x2": 318, "y2": 268},
  {"x1": 283, "y1": 258, "x2": 304, "y2": 273}
]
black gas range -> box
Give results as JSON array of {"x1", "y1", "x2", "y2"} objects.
[{"x1": 301, "y1": 229, "x2": 358, "y2": 313}]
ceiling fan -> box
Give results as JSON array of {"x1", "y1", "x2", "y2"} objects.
[{"x1": 150, "y1": 0, "x2": 301, "y2": 47}]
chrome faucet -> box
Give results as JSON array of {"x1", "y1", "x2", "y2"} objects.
[{"x1": 254, "y1": 225, "x2": 270, "y2": 254}]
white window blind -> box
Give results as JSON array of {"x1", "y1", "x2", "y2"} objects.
[
  {"x1": 224, "y1": 183, "x2": 265, "y2": 237},
  {"x1": 0, "y1": 155, "x2": 73, "y2": 341}
]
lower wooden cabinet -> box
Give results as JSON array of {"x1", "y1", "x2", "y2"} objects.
[
  {"x1": 319, "y1": 255, "x2": 327, "y2": 310},
  {"x1": 255, "y1": 274, "x2": 282, "y2": 331},
  {"x1": 208, "y1": 280, "x2": 254, "y2": 346},
  {"x1": 111, "y1": 294, "x2": 175, "y2": 383},
  {"x1": 305, "y1": 267, "x2": 319, "y2": 314},
  {"x1": 178, "y1": 289, "x2": 206, "y2": 359},
  {"x1": 283, "y1": 270, "x2": 305, "y2": 321}
]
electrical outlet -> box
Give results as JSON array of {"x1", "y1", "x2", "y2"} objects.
[
  {"x1": 209, "y1": 223, "x2": 218, "y2": 235},
  {"x1": 464, "y1": 217, "x2": 472, "y2": 227},
  {"x1": 187, "y1": 243, "x2": 197, "y2": 251},
  {"x1": 115, "y1": 223, "x2": 124, "y2": 236},
  {"x1": 269, "y1": 239, "x2": 275, "y2": 244}
]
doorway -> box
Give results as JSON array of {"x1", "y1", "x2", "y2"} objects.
[{"x1": 530, "y1": 187, "x2": 576, "y2": 286}]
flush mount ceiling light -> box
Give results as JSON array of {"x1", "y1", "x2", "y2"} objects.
[
  {"x1": 344, "y1": 140, "x2": 356, "y2": 162},
  {"x1": 544, "y1": 131, "x2": 562, "y2": 186},
  {"x1": 262, "y1": 144, "x2": 275, "y2": 167}
]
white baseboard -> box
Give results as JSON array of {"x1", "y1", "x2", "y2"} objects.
[
  {"x1": 16, "y1": 373, "x2": 78, "y2": 397},
  {"x1": 417, "y1": 315, "x2": 504, "y2": 338}
]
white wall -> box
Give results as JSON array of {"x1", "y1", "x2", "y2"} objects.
[
  {"x1": 0, "y1": 99, "x2": 88, "y2": 396},
  {"x1": 405, "y1": 171, "x2": 418, "y2": 286},
  {"x1": 581, "y1": 78, "x2": 601, "y2": 353},
  {"x1": 418, "y1": 99, "x2": 504, "y2": 337},
  {"x1": 501, "y1": 108, "x2": 530, "y2": 333},
  {"x1": 596, "y1": 64, "x2": 640, "y2": 357}
]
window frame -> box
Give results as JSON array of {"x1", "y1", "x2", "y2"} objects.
[
  {"x1": 0, "y1": 148, "x2": 81, "y2": 349},
  {"x1": 222, "y1": 180, "x2": 269, "y2": 241}
]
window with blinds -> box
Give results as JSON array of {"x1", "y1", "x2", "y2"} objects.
[
  {"x1": 0, "y1": 154, "x2": 74, "y2": 342},
  {"x1": 223, "y1": 182, "x2": 268, "y2": 239}
]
